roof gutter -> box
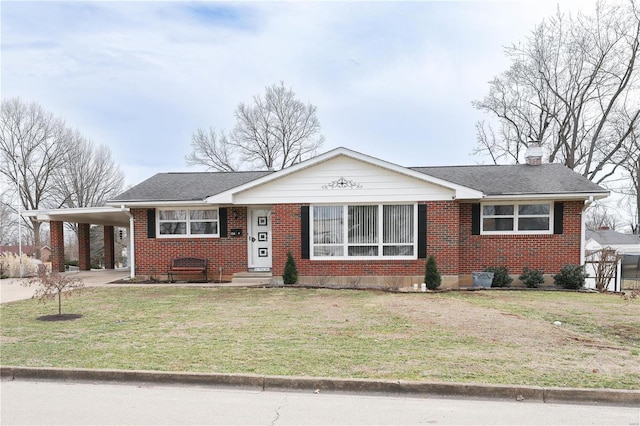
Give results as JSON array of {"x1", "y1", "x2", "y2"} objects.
[
  {"x1": 106, "y1": 200, "x2": 210, "y2": 208},
  {"x1": 481, "y1": 192, "x2": 609, "y2": 201}
]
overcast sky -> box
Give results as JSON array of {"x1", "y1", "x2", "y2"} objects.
[{"x1": 2, "y1": 0, "x2": 590, "y2": 187}]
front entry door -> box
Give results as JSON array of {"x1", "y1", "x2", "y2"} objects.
[{"x1": 248, "y1": 208, "x2": 272, "y2": 270}]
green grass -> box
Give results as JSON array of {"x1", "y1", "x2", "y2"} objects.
[{"x1": 1, "y1": 287, "x2": 639, "y2": 389}]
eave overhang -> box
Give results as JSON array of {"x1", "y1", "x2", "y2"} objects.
[
  {"x1": 22, "y1": 206, "x2": 132, "y2": 227},
  {"x1": 106, "y1": 200, "x2": 211, "y2": 208},
  {"x1": 477, "y1": 191, "x2": 609, "y2": 202}
]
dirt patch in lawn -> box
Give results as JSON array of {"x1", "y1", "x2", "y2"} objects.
[{"x1": 336, "y1": 291, "x2": 640, "y2": 380}]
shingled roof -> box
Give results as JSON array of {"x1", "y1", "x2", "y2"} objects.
[
  {"x1": 586, "y1": 229, "x2": 640, "y2": 246},
  {"x1": 110, "y1": 171, "x2": 272, "y2": 202},
  {"x1": 411, "y1": 163, "x2": 606, "y2": 196},
  {"x1": 110, "y1": 159, "x2": 606, "y2": 203}
]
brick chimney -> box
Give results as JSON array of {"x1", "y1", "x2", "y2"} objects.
[{"x1": 525, "y1": 142, "x2": 543, "y2": 166}]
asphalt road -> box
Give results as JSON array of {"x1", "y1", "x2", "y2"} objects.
[{"x1": 1, "y1": 379, "x2": 638, "y2": 425}]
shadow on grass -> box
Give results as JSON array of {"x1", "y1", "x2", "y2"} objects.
[{"x1": 36, "y1": 314, "x2": 83, "y2": 322}]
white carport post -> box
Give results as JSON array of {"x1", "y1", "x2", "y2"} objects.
[
  {"x1": 581, "y1": 196, "x2": 595, "y2": 267},
  {"x1": 122, "y1": 206, "x2": 135, "y2": 279}
]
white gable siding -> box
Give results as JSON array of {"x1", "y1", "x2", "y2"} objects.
[{"x1": 232, "y1": 155, "x2": 455, "y2": 204}]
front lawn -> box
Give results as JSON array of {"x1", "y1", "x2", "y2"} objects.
[{"x1": 1, "y1": 287, "x2": 638, "y2": 389}]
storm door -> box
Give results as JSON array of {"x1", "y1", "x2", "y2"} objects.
[{"x1": 248, "y1": 208, "x2": 272, "y2": 271}]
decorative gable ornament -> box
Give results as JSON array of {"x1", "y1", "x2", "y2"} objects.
[{"x1": 322, "y1": 177, "x2": 363, "y2": 189}]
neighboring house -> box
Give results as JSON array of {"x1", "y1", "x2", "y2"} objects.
[
  {"x1": 24, "y1": 147, "x2": 608, "y2": 287},
  {"x1": 585, "y1": 228, "x2": 640, "y2": 292},
  {"x1": 0, "y1": 245, "x2": 51, "y2": 262}
]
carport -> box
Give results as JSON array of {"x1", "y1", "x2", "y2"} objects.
[
  {"x1": 22, "y1": 206, "x2": 135, "y2": 279},
  {"x1": 585, "y1": 228, "x2": 640, "y2": 292}
]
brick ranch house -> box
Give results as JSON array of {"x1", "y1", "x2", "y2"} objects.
[{"x1": 25, "y1": 147, "x2": 608, "y2": 287}]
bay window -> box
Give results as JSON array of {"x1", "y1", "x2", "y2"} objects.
[{"x1": 312, "y1": 204, "x2": 416, "y2": 258}]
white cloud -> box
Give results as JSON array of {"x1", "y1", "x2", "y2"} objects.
[{"x1": 1, "y1": 0, "x2": 602, "y2": 185}]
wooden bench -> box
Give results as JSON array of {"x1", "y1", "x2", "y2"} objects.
[{"x1": 168, "y1": 257, "x2": 208, "y2": 282}]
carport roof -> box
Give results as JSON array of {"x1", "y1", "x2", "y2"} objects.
[
  {"x1": 22, "y1": 206, "x2": 131, "y2": 227},
  {"x1": 586, "y1": 229, "x2": 640, "y2": 246}
]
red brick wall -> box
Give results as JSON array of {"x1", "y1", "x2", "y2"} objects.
[
  {"x1": 271, "y1": 202, "x2": 458, "y2": 277},
  {"x1": 458, "y1": 201, "x2": 583, "y2": 274},
  {"x1": 132, "y1": 207, "x2": 249, "y2": 278},
  {"x1": 132, "y1": 200, "x2": 584, "y2": 280},
  {"x1": 425, "y1": 201, "x2": 459, "y2": 275}
]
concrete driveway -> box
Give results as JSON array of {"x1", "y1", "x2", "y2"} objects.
[{"x1": 0, "y1": 269, "x2": 130, "y2": 304}]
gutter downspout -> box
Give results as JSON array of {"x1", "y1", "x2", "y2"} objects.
[
  {"x1": 581, "y1": 196, "x2": 595, "y2": 267},
  {"x1": 121, "y1": 205, "x2": 135, "y2": 279}
]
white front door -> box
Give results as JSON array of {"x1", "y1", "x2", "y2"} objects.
[{"x1": 248, "y1": 208, "x2": 272, "y2": 270}]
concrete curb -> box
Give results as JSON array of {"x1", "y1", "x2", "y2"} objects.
[{"x1": 2, "y1": 366, "x2": 638, "y2": 405}]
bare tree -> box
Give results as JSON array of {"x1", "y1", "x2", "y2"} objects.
[
  {"x1": 585, "y1": 203, "x2": 620, "y2": 231},
  {"x1": 586, "y1": 247, "x2": 622, "y2": 292},
  {"x1": 0, "y1": 98, "x2": 72, "y2": 253},
  {"x1": 617, "y1": 124, "x2": 639, "y2": 233},
  {"x1": 187, "y1": 82, "x2": 324, "y2": 171},
  {"x1": 185, "y1": 128, "x2": 238, "y2": 172},
  {"x1": 51, "y1": 129, "x2": 124, "y2": 209},
  {"x1": 0, "y1": 193, "x2": 18, "y2": 245},
  {"x1": 0, "y1": 98, "x2": 124, "y2": 250},
  {"x1": 23, "y1": 268, "x2": 84, "y2": 316},
  {"x1": 473, "y1": 1, "x2": 640, "y2": 185},
  {"x1": 627, "y1": 152, "x2": 640, "y2": 234}
]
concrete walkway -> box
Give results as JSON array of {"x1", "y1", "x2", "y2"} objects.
[
  {"x1": 0, "y1": 269, "x2": 130, "y2": 304},
  {"x1": 0, "y1": 269, "x2": 266, "y2": 304}
]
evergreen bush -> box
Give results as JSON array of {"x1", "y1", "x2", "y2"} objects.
[
  {"x1": 519, "y1": 267, "x2": 545, "y2": 288},
  {"x1": 283, "y1": 251, "x2": 298, "y2": 285},
  {"x1": 424, "y1": 255, "x2": 441, "y2": 290},
  {"x1": 554, "y1": 264, "x2": 585, "y2": 289},
  {"x1": 483, "y1": 265, "x2": 513, "y2": 287}
]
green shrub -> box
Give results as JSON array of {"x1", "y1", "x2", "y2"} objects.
[
  {"x1": 554, "y1": 264, "x2": 585, "y2": 289},
  {"x1": 424, "y1": 255, "x2": 441, "y2": 290},
  {"x1": 283, "y1": 251, "x2": 298, "y2": 285},
  {"x1": 483, "y1": 265, "x2": 513, "y2": 288},
  {"x1": 519, "y1": 267, "x2": 545, "y2": 288}
]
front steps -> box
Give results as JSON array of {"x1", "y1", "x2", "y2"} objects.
[{"x1": 231, "y1": 271, "x2": 273, "y2": 286}]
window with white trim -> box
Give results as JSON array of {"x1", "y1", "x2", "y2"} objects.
[
  {"x1": 311, "y1": 204, "x2": 416, "y2": 258},
  {"x1": 158, "y1": 208, "x2": 219, "y2": 237},
  {"x1": 481, "y1": 202, "x2": 552, "y2": 234}
]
